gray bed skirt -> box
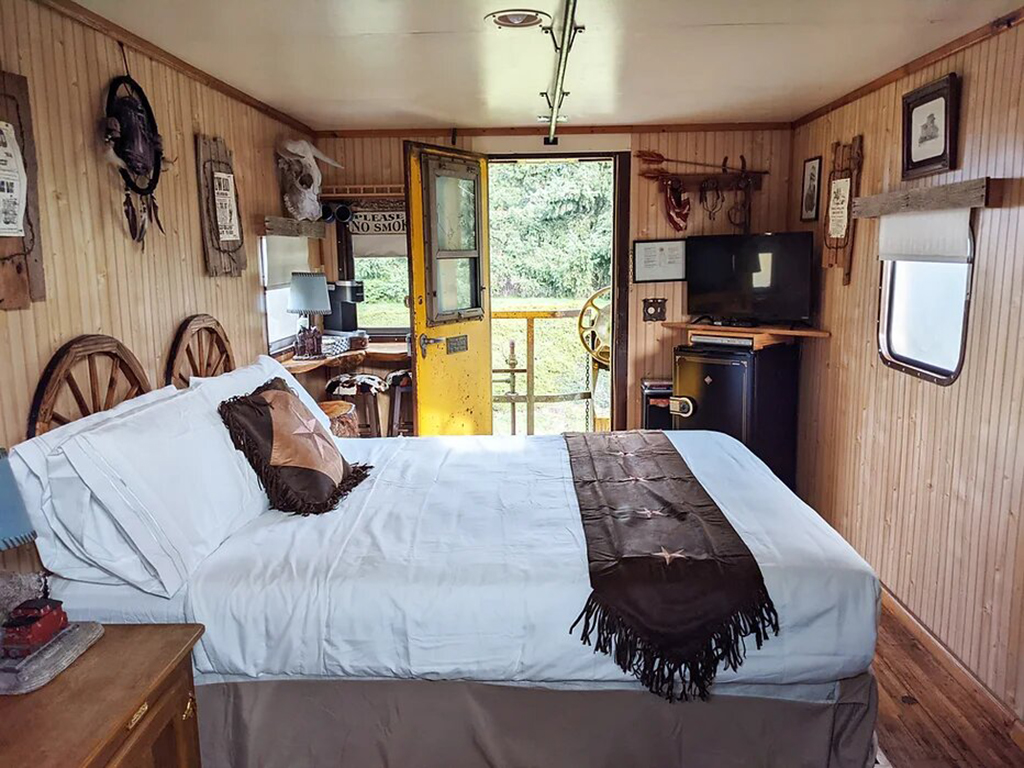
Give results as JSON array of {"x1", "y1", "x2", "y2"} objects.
[{"x1": 196, "y1": 671, "x2": 877, "y2": 768}]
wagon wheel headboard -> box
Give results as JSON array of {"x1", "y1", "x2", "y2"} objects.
[
  {"x1": 27, "y1": 335, "x2": 153, "y2": 438},
  {"x1": 166, "y1": 314, "x2": 235, "y2": 388}
]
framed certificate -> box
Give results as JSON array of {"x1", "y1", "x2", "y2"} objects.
[{"x1": 633, "y1": 239, "x2": 685, "y2": 283}]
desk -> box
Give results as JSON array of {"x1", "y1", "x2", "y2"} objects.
[
  {"x1": 281, "y1": 349, "x2": 366, "y2": 376},
  {"x1": 363, "y1": 341, "x2": 412, "y2": 366},
  {"x1": 660, "y1": 322, "x2": 829, "y2": 352},
  {"x1": 280, "y1": 342, "x2": 411, "y2": 376}
]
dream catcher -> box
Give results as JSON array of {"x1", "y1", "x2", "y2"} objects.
[{"x1": 103, "y1": 72, "x2": 165, "y2": 244}]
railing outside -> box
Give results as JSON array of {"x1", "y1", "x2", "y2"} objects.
[{"x1": 491, "y1": 309, "x2": 593, "y2": 435}]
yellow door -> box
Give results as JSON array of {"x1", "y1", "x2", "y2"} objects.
[{"x1": 404, "y1": 142, "x2": 492, "y2": 435}]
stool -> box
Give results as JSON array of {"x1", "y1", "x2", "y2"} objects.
[
  {"x1": 385, "y1": 369, "x2": 414, "y2": 437},
  {"x1": 318, "y1": 400, "x2": 360, "y2": 438},
  {"x1": 326, "y1": 373, "x2": 386, "y2": 438}
]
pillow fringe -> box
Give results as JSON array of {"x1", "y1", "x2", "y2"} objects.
[{"x1": 218, "y1": 386, "x2": 372, "y2": 516}]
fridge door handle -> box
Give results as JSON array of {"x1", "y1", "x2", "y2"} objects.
[{"x1": 669, "y1": 396, "x2": 696, "y2": 418}]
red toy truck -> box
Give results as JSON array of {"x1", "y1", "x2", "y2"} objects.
[{"x1": 1, "y1": 598, "x2": 69, "y2": 659}]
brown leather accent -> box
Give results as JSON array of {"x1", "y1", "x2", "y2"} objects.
[{"x1": 264, "y1": 389, "x2": 345, "y2": 484}]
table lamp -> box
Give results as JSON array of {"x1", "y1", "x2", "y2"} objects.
[
  {"x1": 288, "y1": 271, "x2": 332, "y2": 359},
  {"x1": 0, "y1": 448, "x2": 104, "y2": 695}
]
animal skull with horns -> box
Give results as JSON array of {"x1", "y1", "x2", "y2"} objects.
[{"x1": 275, "y1": 139, "x2": 343, "y2": 221}]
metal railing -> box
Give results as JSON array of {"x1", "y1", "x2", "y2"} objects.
[{"x1": 491, "y1": 309, "x2": 592, "y2": 435}]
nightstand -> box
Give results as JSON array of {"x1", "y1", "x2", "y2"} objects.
[{"x1": 0, "y1": 623, "x2": 205, "y2": 767}]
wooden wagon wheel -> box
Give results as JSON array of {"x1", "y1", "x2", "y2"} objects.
[
  {"x1": 165, "y1": 314, "x2": 236, "y2": 388},
  {"x1": 577, "y1": 286, "x2": 612, "y2": 368},
  {"x1": 27, "y1": 335, "x2": 152, "y2": 438}
]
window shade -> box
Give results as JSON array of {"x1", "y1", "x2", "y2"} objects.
[
  {"x1": 263, "y1": 236, "x2": 312, "y2": 288},
  {"x1": 352, "y1": 233, "x2": 407, "y2": 258},
  {"x1": 878, "y1": 208, "x2": 972, "y2": 263}
]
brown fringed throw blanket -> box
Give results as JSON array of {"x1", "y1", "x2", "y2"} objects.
[{"x1": 564, "y1": 430, "x2": 779, "y2": 702}]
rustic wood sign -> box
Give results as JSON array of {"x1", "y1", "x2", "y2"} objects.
[
  {"x1": 823, "y1": 135, "x2": 864, "y2": 286},
  {"x1": 852, "y1": 177, "x2": 990, "y2": 219},
  {"x1": 0, "y1": 70, "x2": 43, "y2": 311},
  {"x1": 196, "y1": 134, "x2": 245, "y2": 276}
]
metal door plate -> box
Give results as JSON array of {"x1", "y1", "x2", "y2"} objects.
[{"x1": 446, "y1": 335, "x2": 469, "y2": 354}]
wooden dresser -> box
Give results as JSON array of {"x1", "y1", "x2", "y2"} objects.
[{"x1": 0, "y1": 624, "x2": 204, "y2": 767}]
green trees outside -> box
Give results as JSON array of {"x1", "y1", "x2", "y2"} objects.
[
  {"x1": 488, "y1": 160, "x2": 613, "y2": 303},
  {"x1": 488, "y1": 160, "x2": 614, "y2": 434}
]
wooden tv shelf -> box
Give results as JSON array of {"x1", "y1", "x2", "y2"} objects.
[{"x1": 661, "y1": 322, "x2": 830, "y2": 351}]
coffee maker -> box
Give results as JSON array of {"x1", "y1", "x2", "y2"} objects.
[{"x1": 324, "y1": 280, "x2": 364, "y2": 335}]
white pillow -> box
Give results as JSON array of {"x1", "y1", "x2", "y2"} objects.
[
  {"x1": 52, "y1": 385, "x2": 268, "y2": 597},
  {"x1": 190, "y1": 355, "x2": 331, "y2": 429},
  {"x1": 10, "y1": 386, "x2": 180, "y2": 585}
]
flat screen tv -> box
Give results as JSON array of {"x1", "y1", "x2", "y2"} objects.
[{"x1": 685, "y1": 232, "x2": 813, "y2": 323}]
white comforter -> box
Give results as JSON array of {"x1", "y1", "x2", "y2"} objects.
[{"x1": 183, "y1": 431, "x2": 878, "y2": 689}]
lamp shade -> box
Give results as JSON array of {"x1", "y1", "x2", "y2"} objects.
[
  {"x1": 287, "y1": 272, "x2": 332, "y2": 316},
  {"x1": 0, "y1": 449, "x2": 35, "y2": 551}
]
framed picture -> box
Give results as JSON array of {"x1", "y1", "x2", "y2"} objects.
[
  {"x1": 800, "y1": 156, "x2": 822, "y2": 222},
  {"x1": 633, "y1": 239, "x2": 685, "y2": 283},
  {"x1": 902, "y1": 73, "x2": 960, "y2": 180}
]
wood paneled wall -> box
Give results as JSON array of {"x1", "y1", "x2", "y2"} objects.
[
  {"x1": 0, "y1": 0, "x2": 302, "y2": 569},
  {"x1": 5, "y1": 4, "x2": 1021, "y2": 727},
  {"x1": 627, "y1": 129, "x2": 791, "y2": 428},
  {"x1": 317, "y1": 130, "x2": 792, "y2": 431},
  {"x1": 789, "y1": 25, "x2": 1024, "y2": 720},
  {"x1": 316, "y1": 135, "x2": 470, "y2": 189}
]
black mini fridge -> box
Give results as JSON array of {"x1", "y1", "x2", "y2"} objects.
[{"x1": 670, "y1": 343, "x2": 799, "y2": 488}]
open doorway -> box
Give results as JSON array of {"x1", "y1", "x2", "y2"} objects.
[{"x1": 488, "y1": 157, "x2": 616, "y2": 435}]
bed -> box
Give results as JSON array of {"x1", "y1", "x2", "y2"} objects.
[{"x1": 13, "y1": 326, "x2": 880, "y2": 768}]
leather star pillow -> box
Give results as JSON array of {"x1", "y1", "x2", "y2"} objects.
[{"x1": 218, "y1": 378, "x2": 370, "y2": 515}]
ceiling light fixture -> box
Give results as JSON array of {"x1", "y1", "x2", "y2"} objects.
[{"x1": 485, "y1": 9, "x2": 551, "y2": 29}]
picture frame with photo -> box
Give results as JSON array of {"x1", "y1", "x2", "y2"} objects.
[
  {"x1": 902, "y1": 73, "x2": 960, "y2": 180},
  {"x1": 800, "y1": 156, "x2": 822, "y2": 222}
]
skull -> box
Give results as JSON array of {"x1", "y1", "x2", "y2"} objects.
[{"x1": 276, "y1": 139, "x2": 343, "y2": 221}]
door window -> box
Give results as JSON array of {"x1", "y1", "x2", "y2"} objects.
[{"x1": 425, "y1": 157, "x2": 484, "y2": 324}]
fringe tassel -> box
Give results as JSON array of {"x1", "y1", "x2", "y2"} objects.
[
  {"x1": 219, "y1": 391, "x2": 372, "y2": 517},
  {"x1": 570, "y1": 587, "x2": 779, "y2": 703}
]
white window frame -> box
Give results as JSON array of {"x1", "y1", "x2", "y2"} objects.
[{"x1": 258, "y1": 236, "x2": 305, "y2": 354}]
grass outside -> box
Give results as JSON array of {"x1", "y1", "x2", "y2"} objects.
[{"x1": 359, "y1": 297, "x2": 609, "y2": 435}]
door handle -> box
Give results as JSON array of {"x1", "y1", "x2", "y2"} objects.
[
  {"x1": 418, "y1": 333, "x2": 445, "y2": 359},
  {"x1": 670, "y1": 396, "x2": 696, "y2": 418}
]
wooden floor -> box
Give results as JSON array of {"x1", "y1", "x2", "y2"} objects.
[{"x1": 875, "y1": 600, "x2": 1024, "y2": 767}]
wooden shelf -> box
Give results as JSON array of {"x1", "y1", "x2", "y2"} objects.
[
  {"x1": 662, "y1": 323, "x2": 829, "y2": 337},
  {"x1": 661, "y1": 322, "x2": 830, "y2": 351},
  {"x1": 852, "y1": 177, "x2": 991, "y2": 219},
  {"x1": 257, "y1": 216, "x2": 326, "y2": 239},
  {"x1": 281, "y1": 349, "x2": 366, "y2": 375}
]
